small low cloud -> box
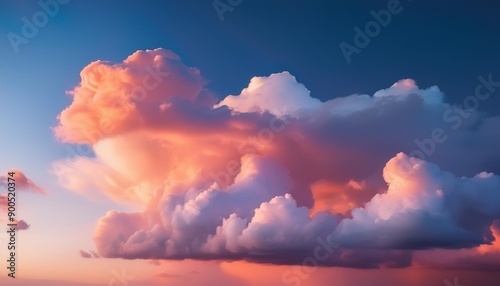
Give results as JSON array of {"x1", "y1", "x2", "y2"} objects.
[
  {"x1": 15, "y1": 220, "x2": 30, "y2": 231},
  {"x1": 0, "y1": 169, "x2": 47, "y2": 194},
  {"x1": 79, "y1": 250, "x2": 92, "y2": 259},
  {"x1": 79, "y1": 250, "x2": 99, "y2": 259}
]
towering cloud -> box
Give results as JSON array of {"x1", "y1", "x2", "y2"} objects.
[
  {"x1": 53, "y1": 49, "x2": 500, "y2": 269},
  {"x1": 54, "y1": 49, "x2": 216, "y2": 144}
]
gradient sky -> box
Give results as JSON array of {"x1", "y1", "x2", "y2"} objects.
[{"x1": 1, "y1": 1, "x2": 500, "y2": 285}]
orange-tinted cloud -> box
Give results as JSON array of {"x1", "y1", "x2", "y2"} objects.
[
  {"x1": 52, "y1": 49, "x2": 500, "y2": 269},
  {"x1": 54, "y1": 49, "x2": 215, "y2": 144},
  {"x1": 328, "y1": 153, "x2": 500, "y2": 250}
]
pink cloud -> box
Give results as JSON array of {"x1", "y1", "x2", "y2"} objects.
[
  {"x1": 0, "y1": 194, "x2": 7, "y2": 213},
  {"x1": 54, "y1": 49, "x2": 215, "y2": 144},
  {"x1": 328, "y1": 153, "x2": 500, "y2": 250},
  {"x1": 79, "y1": 250, "x2": 92, "y2": 259},
  {"x1": 52, "y1": 49, "x2": 500, "y2": 270},
  {"x1": 15, "y1": 220, "x2": 30, "y2": 231},
  {"x1": 78, "y1": 249, "x2": 99, "y2": 259},
  {"x1": 0, "y1": 169, "x2": 46, "y2": 194}
]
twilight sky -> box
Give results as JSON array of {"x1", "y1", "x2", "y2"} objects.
[{"x1": 1, "y1": 1, "x2": 500, "y2": 285}]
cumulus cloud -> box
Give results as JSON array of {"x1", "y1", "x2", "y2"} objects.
[
  {"x1": 93, "y1": 155, "x2": 332, "y2": 259},
  {"x1": 328, "y1": 153, "x2": 500, "y2": 249},
  {"x1": 53, "y1": 48, "x2": 500, "y2": 269},
  {"x1": 54, "y1": 48, "x2": 216, "y2": 144},
  {"x1": 94, "y1": 154, "x2": 409, "y2": 267},
  {"x1": 215, "y1": 71, "x2": 322, "y2": 117}
]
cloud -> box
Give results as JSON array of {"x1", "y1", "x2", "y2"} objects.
[
  {"x1": 413, "y1": 220, "x2": 500, "y2": 271},
  {"x1": 93, "y1": 155, "x2": 410, "y2": 268},
  {"x1": 54, "y1": 48, "x2": 216, "y2": 144},
  {"x1": 328, "y1": 153, "x2": 500, "y2": 249},
  {"x1": 0, "y1": 169, "x2": 46, "y2": 194},
  {"x1": 78, "y1": 250, "x2": 99, "y2": 259},
  {"x1": 201, "y1": 193, "x2": 337, "y2": 255},
  {"x1": 0, "y1": 195, "x2": 8, "y2": 213},
  {"x1": 53, "y1": 49, "x2": 500, "y2": 269},
  {"x1": 14, "y1": 220, "x2": 30, "y2": 231},
  {"x1": 215, "y1": 71, "x2": 322, "y2": 117},
  {"x1": 91, "y1": 153, "x2": 410, "y2": 268},
  {"x1": 90, "y1": 250, "x2": 99, "y2": 258},
  {"x1": 0, "y1": 169, "x2": 45, "y2": 228},
  {"x1": 79, "y1": 250, "x2": 92, "y2": 258}
]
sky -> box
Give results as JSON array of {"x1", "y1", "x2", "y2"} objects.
[{"x1": 0, "y1": 0, "x2": 500, "y2": 285}]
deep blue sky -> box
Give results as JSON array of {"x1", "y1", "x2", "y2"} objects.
[{"x1": 2, "y1": 1, "x2": 500, "y2": 102}]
